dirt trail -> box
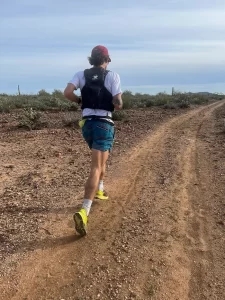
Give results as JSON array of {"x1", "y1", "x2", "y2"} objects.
[{"x1": 1, "y1": 102, "x2": 225, "y2": 300}]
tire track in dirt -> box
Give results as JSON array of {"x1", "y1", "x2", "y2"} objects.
[
  {"x1": 186, "y1": 104, "x2": 225, "y2": 300},
  {"x1": 153, "y1": 101, "x2": 225, "y2": 300},
  {"x1": 1, "y1": 101, "x2": 224, "y2": 300},
  {"x1": 149, "y1": 101, "x2": 225, "y2": 300}
]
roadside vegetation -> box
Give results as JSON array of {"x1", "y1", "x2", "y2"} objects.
[
  {"x1": 0, "y1": 89, "x2": 223, "y2": 130},
  {"x1": 0, "y1": 89, "x2": 223, "y2": 114},
  {"x1": 0, "y1": 89, "x2": 78, "y2": 113},
  {"x1": 121, "y1": 90, "x2": 224, "y2": 110}
]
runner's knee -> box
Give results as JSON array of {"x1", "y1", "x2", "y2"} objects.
[{"x1": 90, "y1": 166, "x2": 102, "y2": 177}]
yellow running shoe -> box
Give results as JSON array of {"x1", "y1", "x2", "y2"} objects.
[
  {"x1": 73, "y1": 208, "x2": 88, "y2": 236},
  {"x1": 95, "y1": 190, "x2": 109, "y2": 200}
]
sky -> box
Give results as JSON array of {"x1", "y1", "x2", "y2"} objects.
[{"x1": 0, "y1": 0, "x2": 225, "y2": 95}]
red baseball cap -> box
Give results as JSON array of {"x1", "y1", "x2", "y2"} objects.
[{"x1": 91, "y1": 45, "x2": 111, "y2": 62}]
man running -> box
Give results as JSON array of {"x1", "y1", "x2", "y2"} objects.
[{"x1": 64, "y1": 45, "x2": 123, "y2": 236}]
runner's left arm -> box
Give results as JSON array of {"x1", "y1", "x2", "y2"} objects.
[
  {"x1": 113, "y1": 93, "x2": 123, "y2": 110},
  {"x1": 111, "y1": 73, "x2": 123, "y2": 110}
]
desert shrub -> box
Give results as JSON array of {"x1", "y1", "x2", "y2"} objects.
[
  {"x1": 34, "y1": 96, "x2": 78, "y2": 111},
  {"x1": 177, "y1": 102, "x2": 190, "y2": 108},
  {"x1": 38, "y1": 89, "x2": 50, "y2": 96},
  {"x1": 1, "y1": 90, "x2": 223, "y2": 113},
  {"x1": 122, "y1": 91, "x2": 156, "y2": 109},
  {"x1": 190, "y1": 94, "x2": 209, "y2": 104},
  {"x1": 18, "y1": 108, "x2": 45, "y2": 130},
  {"x1": 146, "y1": 100, "x2": 154, "y2": 107},
  {"x1": 0, "y1": 94, "x2": 79, "y2": 112},
  {"x1": 191, "y1": 97, "x2": 205, "y2": 105},
  {"x1": 122, "y1": 97, "x2": 134, "y2": 109},
  {"x1": 0, "y1": 105, "x2": 10, "y2": 113},
  {"x1": 112, "y1": 111, "x2": 127, "y2": 121},
  {"x1": 68, "y1": 103, "x2": 79, "y2": 111},
  {"x1": 62, "y1": 114, "x2": 79, "y2": 127},
  {"x1": 172, "y1": 92, "x2": 190, "y2": 108},
  {"x1": 163, "y1": 103, "x2": 177, "y2": 109},
  {"x1": 154, "y1": 93, "x2": 171, "y2": 106},
  {"x1": 173, "y1": 92, "x2": 189, "y2": 103},
  {"x1": 122, "y1": 91, "x2": 135, "y2": 109},
  {"x1": 0, "y1": 98, "x2": 14, "y2": 112},
  {"x1": 122, "y1": 90, "x2": 133, "y2": 97},
  {"x1": 13, "y1": 96, "x2": 33, "y2": 108},
  {"x1": 134, "y1": 100, "x2": 146, "y2": 108},
  {"x1": 51, "y1": 89, "x2": 65, "y2": 100},
  {"x1": 173, "y1": 92, "x2": 210, "y2": 106},
  {"x1": 138, "y1": 94, "x2": 155, "y2": 108}
]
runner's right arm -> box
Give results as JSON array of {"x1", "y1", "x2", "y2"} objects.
[
  {"x1": 64, "y1": 83, "x2": 81, "y2": 104},
  {"x1": 64, "y1": 72, "x2": 82, "y2": 104}
]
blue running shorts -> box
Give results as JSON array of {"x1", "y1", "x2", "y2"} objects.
[{"x1": 82, "y1": 120, "x2": 114, "y2": 152}]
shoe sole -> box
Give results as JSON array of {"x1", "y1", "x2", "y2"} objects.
[
  {"x1": 73, "y1": 213, "x2": 87, "y2": 236},
  {"x1": 95, "y1": 195, "x2": 109, "y2": 200}
]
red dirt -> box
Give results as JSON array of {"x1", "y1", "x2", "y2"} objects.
[{"x1": 0, "y1": 102, "x2": 225, "y2": 300}]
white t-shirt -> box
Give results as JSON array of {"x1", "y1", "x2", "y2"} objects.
[{"x1": 69, "y1": 70, "x2": 122, "y2": 118}]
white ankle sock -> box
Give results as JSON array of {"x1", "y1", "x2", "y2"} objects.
[
  {"x1": 82, "y1": 199, "x2": 92, "y2": 216},
  {"x1": 98, "y1": 180, "x2": 104, "y2": 192}
]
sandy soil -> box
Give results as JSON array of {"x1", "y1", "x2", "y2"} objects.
[{"x1": 0, "y1": 102, "x2": 225, "y2": 300}]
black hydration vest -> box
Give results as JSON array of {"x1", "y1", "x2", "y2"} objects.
[{"x1": 81, "y1": 67, "x2": 114, "y2": 112}]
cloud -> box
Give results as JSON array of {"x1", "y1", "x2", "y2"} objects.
[
  {"x1": 1, "y1": 8, "x2": 225, "y2": 40},
  {"x1": 1, "y1": 0, "x2": 225, "y2": 93}
]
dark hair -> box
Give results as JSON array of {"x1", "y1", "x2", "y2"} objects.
[{"x1": 88, "y1": 54, "x2": 110, "y2": 66}]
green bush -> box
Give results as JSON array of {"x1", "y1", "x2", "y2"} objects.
[
  {"x1": 154, "y1": 93, "x2": 171, "y2": 106},
  {"x1": 172, "y1": 92, "x2": 209, "y2": 106},
  {"x1": 122, "y1": 90, "x2": 133, "y2": 97},
  {"x1": 112, "y1": 111, "x2": 127, "y2": 121},
  {"x1": 122, "y1": 97, "x2": 134, "y2": 109},
  {"x1": 191, "y1": 97, "x2": 205, "y2": 105},
  {"x1": 0, "y1": 98, "x2": 14, "y2": 112},
  {"x1": 38, "y1": 89, "x2": 50, "y2": 96},
  {"x1": 146, "y1": 100, "x2": 154, "y2": 107},
  {"x1": 177, "y1": 102, "x2": 190, "y2": 108},
  {"x1": 51, "y1": 89, "x2": 65, "y2": 100},
  {"x1": 62, "y1": 114, "x2": 79, "y2": 127},
  {"x1": 0, "y1": 90, "x2": 223, "y2": 114},
  {"x1": 121, "y1": 90, "x2": 134, "y2": 109},
  {"x1": 18, "y1": 108, "x2": 45, "y2": 130},
  {"x1": 163, "y1": 103, "x2": 177, "y2": 109},
  {"x1": 189, "y1": 94, "x2": 209, "y2": 104},
  {"x1": 0, "y1": 94, "x2": 78, "y2": 113}
]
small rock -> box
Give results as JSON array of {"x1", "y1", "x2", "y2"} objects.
[
  {"x1": 4, "y1": 164, "x2": 14, "y2": 169},
  {"x1": 217, "y1": 220, "x2": 225, "y2": 226}
]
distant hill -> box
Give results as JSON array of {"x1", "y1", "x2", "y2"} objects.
[{"x1": 187, "y1": 92, "x2": 224, "y2": 98}]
